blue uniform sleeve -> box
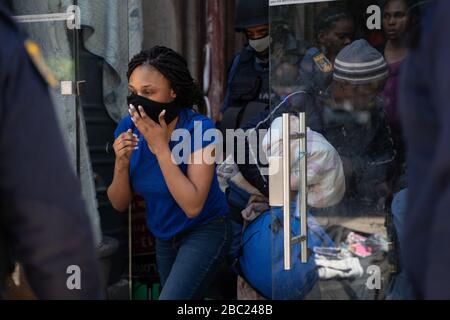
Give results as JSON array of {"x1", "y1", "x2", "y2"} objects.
[
  {"x1": 399, "y1": 2, "x2": 450, "y2": 299},
  {"x1": 220, "y1": 54, "x2": 241, "y2": 113},
  {"x1": 299, "y1": 47, "x2": 319, "y2": 75},
  {"x1": 0, "y1": 33, "x2": 102, "y2": 299},
  {"x1": 220, "y1": 86, "x2": 232, "y2": 113},
  {"x1": 422, "y1": 3, "x2": 450, "y2": 299}
]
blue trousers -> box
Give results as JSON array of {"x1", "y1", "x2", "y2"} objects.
[
  {"x1": 155, "y1": 216, "x2": 231, "y2": 300},
  {"x1": 387, "y1": 189, "x2": 416, "y2": 300}
]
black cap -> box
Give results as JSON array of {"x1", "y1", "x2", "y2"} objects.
[{"x1": 235, "y1": 0, "x2": 269, "y2": 32}]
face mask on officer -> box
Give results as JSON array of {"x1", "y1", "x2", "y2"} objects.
[
  {"x1": 245, "y1": 25, "x2": 270, "y2": 61},
  {"x1": 248, "y1": 35, "x2": 270, "y2": 53}
]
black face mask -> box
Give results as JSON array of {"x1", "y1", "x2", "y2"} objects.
[{"x1": 127, "y1": 93, "x2": 181, "y2": 124}]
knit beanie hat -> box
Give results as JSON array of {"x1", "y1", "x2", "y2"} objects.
[{"x1": 333, "y1": 39, "x2": 389, "y2": 85}]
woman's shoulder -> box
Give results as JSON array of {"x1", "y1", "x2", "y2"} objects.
[
  {"x1": 175, "y1": 109, "x2": 219, "y2": 153},
  {"x1": 179, "y1": 108, "x2": 215, "y2": 132}
]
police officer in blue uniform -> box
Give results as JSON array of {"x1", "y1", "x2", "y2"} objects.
[
  {"x1": 299, "y1": 7, "x2": 354, "y2": 94},
  {"x1": 0, "y1": 2, "x2": 102, "y2": 299},
  {"x1": 217, "y1": 0, "x2": 271, "y2": 247},
  {"x1": 212, "y1": 1, "x2": 271, "y2": 298},
  {"x1": 219, "y1": 0, "x2": 270, "y2": 132},
  {"x1": 399, "y1": 0, "x2": 450, "y2": 299}
]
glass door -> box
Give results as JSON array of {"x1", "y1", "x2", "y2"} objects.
[
  {"x1": 267, "y1": 0, "x2": 428, "y2": 300},
  {"x1": 13, "y1": 2, "x2": 81, "y2": 173}
]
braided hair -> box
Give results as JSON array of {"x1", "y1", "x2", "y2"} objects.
[{"x1": 127, "y1": 46, "x2": 206, "y2": 114}]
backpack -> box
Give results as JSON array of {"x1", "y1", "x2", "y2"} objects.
[{"x1": 239, "y1": 206, "x2": 334, "y2": 299}]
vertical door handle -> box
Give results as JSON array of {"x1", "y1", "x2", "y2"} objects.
[
  {"x1": 298, "y1": 112, "x2": 308, "y2": 263},
  {"x1": 282, "y1": 114, "x2": 292, "y2": 270},
  {"x1": 269, "y1": 113, "x2": 309, "y2": 270}
]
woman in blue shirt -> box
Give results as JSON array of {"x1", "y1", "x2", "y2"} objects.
[{"x1": 107, "y1": 46, "x2": 230, "y2": 300}]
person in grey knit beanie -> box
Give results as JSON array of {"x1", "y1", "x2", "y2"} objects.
[
  {"x1": 318, "y1": 38, "x2": 396, "y2": 239},
  {"x1": 330, "y1": 39, "x2": 389, "y2": 111}
]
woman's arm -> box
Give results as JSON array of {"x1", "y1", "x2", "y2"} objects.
[
  {"x1": 107, "y1": 130, "x2": 138, "y2": 212},
  {"x1": 107, "y1": 160, "x2": 134, "y2": 212},
  {"x1": 156, "y1": 144, "x2": 216, "y2": 219}
]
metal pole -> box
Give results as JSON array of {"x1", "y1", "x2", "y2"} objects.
[
  {"x1": 299, "y1": 113, "x2": 308, "y2": 263},
  {"x1": 282, "y1": 114, "x2": 291, "y2": 270},
  {"x1": 128, "y1": 205, "x2": 133, "y2": 300},
  {"x1": 73, "y1": 0, "x2": 81, "y2": 177}
]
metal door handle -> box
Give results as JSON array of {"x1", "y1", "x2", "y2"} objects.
[
  {"x1": 298, "y1": 113, "x2": 308, "y2": 264},
  {"x1": 269, "y1": 113, "x2": 308, "y2": 270},
  {"x1": 282, "y1": 114, "x2": 292, "y2": 270}
]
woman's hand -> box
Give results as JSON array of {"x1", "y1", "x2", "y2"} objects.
[
  {"x1": 129, "y1": 104, "x2": 170, "y2": 156},
  {"x1": 113, "y1": 129, "x2": 139, "y2": 168},
  {"x1": 109, "y1": 129, "x2": 136, "y2": 212}
]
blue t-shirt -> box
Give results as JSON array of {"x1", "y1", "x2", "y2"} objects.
[{"x1": 114, "y1": 108, "x2": 228, "y2": 240}]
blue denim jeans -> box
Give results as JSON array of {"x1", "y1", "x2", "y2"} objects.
[
  {"x1": 387, "y1": 189, "x2": 417, "y2": 300},
  {"x1": 155, "y1": 216, "x2": 231, "y2": 300}
]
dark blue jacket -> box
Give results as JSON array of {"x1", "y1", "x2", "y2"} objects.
[
  {"x1": 399, "y1": 0, "x2": 450, "y2": 299},
  {"x1": 321, "y1": 100, "x2": 396, "y2": 207},
  {"x1": 0, "y1": 3, "x2": 102, "y2": 299}
]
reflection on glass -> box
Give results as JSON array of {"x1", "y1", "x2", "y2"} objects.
[{"x1": 261, "y1": 0, "x2": 432, "y2": 300}]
